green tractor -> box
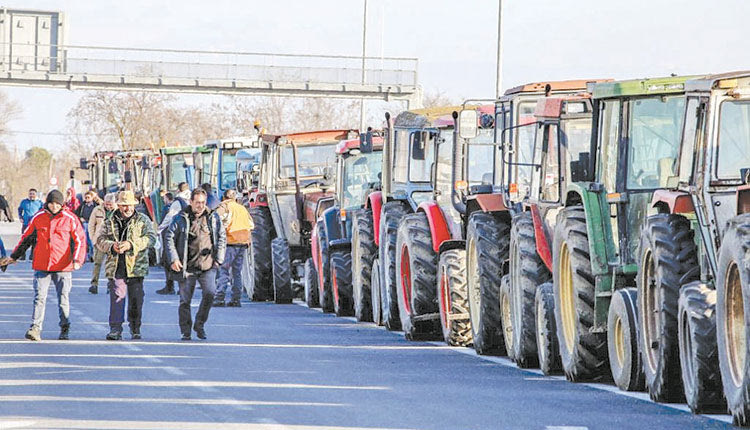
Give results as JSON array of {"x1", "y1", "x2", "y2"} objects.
[
  {"x1": 550, "y1": 75, "x2": 698, "y2": 387},
  {"x1": 647, "y1": 73, "x2": 750, "y2": 420}
]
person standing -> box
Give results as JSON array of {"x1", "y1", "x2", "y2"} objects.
[
  {"x1": 156, "y1": 183, "x2": 190, "y2": 295},
  {"x1": 0, "y1": 190, "x2": 86, "y2": 341},
  {"x1": 65, "y1": 187, "x2": 80, "y2": 213},
  {"x1": 17, "y1": 189, "x2": 43, "y2": 261},
  {"x1": 0, "y1": 193, "x2": 13, "y2": 222},
  {"x1": 76, "y1": 190, "x2": 98, "y2": 260},
  {"x1": 165, "y1": 188, "x2": 226, "y2": 340},
  {"x1": 213, "y1": 189, "x2": 254, "y2": 307},
  {"x1": 97, "y1": 190, "x2": 156, "y2": 340},
  {"x1": 88, "y1": 193, "x2": 116, "y2": 294}
]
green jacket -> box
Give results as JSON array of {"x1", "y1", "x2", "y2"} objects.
[{"x1": 96, "y1": 211, "x2": 156, "y2": 279}]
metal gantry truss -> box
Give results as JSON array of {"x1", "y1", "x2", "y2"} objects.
[{"x1": 0, "y1": 43, "x2": 421, "y2": 105}]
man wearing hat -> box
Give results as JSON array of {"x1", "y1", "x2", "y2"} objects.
[
  {"x1": 0, "y1": 190, "x2": 86, "y2": 341},
  {"x1": 96, "y1": 190, "x2": 156, "y2": 340}
]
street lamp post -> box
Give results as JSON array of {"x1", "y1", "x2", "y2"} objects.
[
  {"x1": 496, "y1": 0, "x2": 503, "y2": 98},
  {"x1": 360, "y1": 0, "x2": 368, "y2": 130}
]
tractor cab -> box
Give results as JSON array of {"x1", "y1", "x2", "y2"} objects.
[{"x1": 196, "y1": 135, "x2": 261, "y2": 198}]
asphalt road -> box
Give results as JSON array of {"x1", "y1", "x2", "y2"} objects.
[{"x1": 0, "y1": 262, "x2": 736, "y2": 430}]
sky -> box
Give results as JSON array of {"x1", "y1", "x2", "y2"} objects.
[{"x1": 2, "y1": 0, "x2": 750, "y2": 152}]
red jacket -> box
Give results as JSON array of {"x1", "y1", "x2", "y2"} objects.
[{"x1": 11, "y1": 206, "x2": 86, "y2": 272}]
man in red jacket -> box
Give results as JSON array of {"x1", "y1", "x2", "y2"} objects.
[{"x1": 0, "y1": 190, "x2": 86, "y2": 341}]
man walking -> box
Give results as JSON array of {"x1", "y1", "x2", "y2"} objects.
[
  {"x1": 17, "y1": 188, "x2": 43, "y2": 260},
  {"x1": 214, "y1": 189, "x2": 254, "y2": 307},
  {"x1": 156, "y1": 183, "x2": 190, "y2": 295},
  {"x1": 166, "y1": 188, "x2": 226, "y2": 340},
  {"x1": 88, "y1": 193, "x2": 116, "y2": 294},
  {"x1": 76, "y1": 190, "x2": 98, "y2": 260},
  {"x1": 0, "y1": 190, "x2": 86, "y2": 341},
  {"x1": 97, "y1": 190, "x2": 156, "y2": 340}
]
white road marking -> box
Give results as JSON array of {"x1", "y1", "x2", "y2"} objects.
[
  {"x1": 122, "y1": 343, "x2": 142, "y2": 352},
  {"x1": 546, "y1": 427, "x2": 588, "y2": 430},
  {"x1": 164, "y1": 366, "x2": 186, "y2": 376},
  {"x1": 0, "y1": 379, "x2": 389, "y2": 390}
]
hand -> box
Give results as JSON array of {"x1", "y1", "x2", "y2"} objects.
[
  {"x1": 0, "y1": 257, "x2": 16, "y2": 267},
  {"x1": 171, "y1": 260, "x2": 182, "y2": 272},
  {"x1": 112, "y1": 242, "x2": 120, "y2": 253},
  {"x1": 117, "y1": 241, "x2": 132, "y2": 253},
  {"x1": 73, "y1": 263, "x2": 82, "y2": 270}
]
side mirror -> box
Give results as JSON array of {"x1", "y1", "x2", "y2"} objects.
[
  {"x1": 108, "y1": 159, "x2": 119, "y2": 174},
  {"x1": 570, "y1": 152, "x2": 591, "y2": 182},
  {"x1": 458, "y1": 109, "x2": 479, "y2": 139},
  {"x1": 323, "y1": 166, "x2": 335, "y2": 181},
  {"x1": 124, "y1": 170, "x2": 133, "y2": 184},
  {"x1": 741, "y1": 168, "x2": 750, "y2": 185},
  {"x1": 411, "y1": 132, "x2": 425, "y2": 161},
  {"x1": 360, "y1": 132, "x2": 373, "y2": 153}
]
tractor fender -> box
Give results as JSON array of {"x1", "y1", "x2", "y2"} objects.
[
  {"x1": 466, "y1": 192, "x2": 509, "y2": 215},
  {"x1": 417, "y1": 201, "x2": 452, "y2": 253},
  {"x1": 650, "y1": 189, "x2": 694, "y2": 214},
  {"x1": 368, "y1": 191, "x2": 383, "y2": 246},
  {"x1": 529, "y1": 204, "x2": 553, "y2": 272},
  {"x1": 321, "y1": 206, "x2": 343, "y2": 243},
  {"x1": 329, "y1": 238, "x2": 352, "y2": 251},
  {"x1": 564, "y1": 182, "x2": 615, "y2": 279}
]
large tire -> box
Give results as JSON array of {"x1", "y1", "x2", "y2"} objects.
[
  {"x1": 271, "y1": 237, "x2": 292, "y2": 304},
  {"x1": 352, "y1": 209, "x2": 376, "y2": 322},
  {"x1": 637, "y1": 214, "x2": 698, "y2": 402},
  {"x1": 371, "y1": 258, "x2": 383, "y2": 326},
  {"x1": 304, "y1": 258, "x2": 319, "y2": 308},
  {"x1": 717, "y1": 214, "x2": 750, "y2": 426},
  {"x1": 607, "y1": 288, "x2": 645, "y2": 392},
  {"x1": 535, "y1": 282, "x2": 562, "y2": 375},
  {"x1": 396, "y1": 213, "x2": 440, "y2": 340},
  {"x1": 679, "y1": 281, "x2": 725, "y2": 414},
  {"x1": 509, "y1": 212, "x2": 549, "y2": 368},
  {"x1": 500, "y1": 274, "x2": 515, "y2": 361},
  {"x1": 249, "y1": 206, "x2": 274, "y2": 301},
  {"x1": 379, "y1": 201, "x2": 407, "y2": 331},
  {"x1": 466, "y1": 212, "x2": 510, "y2": 355},
  {"x1": 316, "y1": 220, "x2": 334, "y2": 313},
  {"x1": 438, "y1": 249, "x2": 472, "y2": 347},
  {"x1": 552, "y1": 206, "x2": 608, "y2": 381},
  {"x1": 331, "y1": 250, "x2": 354, "y2": 317}
]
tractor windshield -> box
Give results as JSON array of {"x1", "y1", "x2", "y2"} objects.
[
  {"x1": 341, "y1": 151, "x2": 383, "y2": 208},
  {"x1": 467, "y1": 128, "x2": 495, "y2": 185},
  {"x1": 220, "y1": 149, "x2": 238, "y2": 191},
  {"x1": 717, "y1": 100, "x2": 750, "y2": 180},
  {"x1": 166, "y1": 153, "x2": 189, "y2": 191},
  {"x1": 279, "y1": 143, "x2": 336, "y2": 178},
  {"x1": 627, "y1": 96, "x2": 686, "y2": 190}
]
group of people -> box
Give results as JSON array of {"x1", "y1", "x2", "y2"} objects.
[{"x1": 0, "y1": 182, "x2": 255, "y2": 342}]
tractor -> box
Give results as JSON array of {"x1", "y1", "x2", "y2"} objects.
[
  {"x1": 646, "y1": 72, "x2": 750, "y2": 420},
  {"x1": 193, "y1": 135, "x2": 261, "y2": 199},
  {"x1": 548, "y1": 75, "x2": 699, "y2": 389},
  {"x1": 248, "y1": 130, "x2": 346, "y2": 303},
  {"x1": 370, "y1": 106, "x2": 456, "y2": 334},
  {"x1": 310, "y1": 131, "x2": 383, "y2": 315}
]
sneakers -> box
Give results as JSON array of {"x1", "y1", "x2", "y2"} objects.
[
  {"x1": 106, "y1": 330, "x2": 122, "y2": 341},
  {"x1": 212, "y1": 298, "x2": 225, "y2": 307},
  {"x1": 156, "y1": 285, "x2": 175, "y2": 295},
  {"x1": 131, "y1": 328, "x2": 141, "y2": 340},
  {"x1": 227, "y1": 300, "x2": 241, "y2": 308},
  {"x1": 58, "y1": 326, "x2": 70, "y2": 340},
  {"x1": 194, "y1": 325, "x2": 206, "y2": 340},
  {"x1": 88, "y1": 285, "x2": 98, "y2": 294},
  {"x1": 25, "y1": 327, "x2": 41, "y2": 341},
  {"x1": 181, "y1": 333, "x2": 191, "y2": 341}
]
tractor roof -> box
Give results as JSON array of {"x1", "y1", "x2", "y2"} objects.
[
  {"x1": 685, "y1": 71, "x2": 750, "y2": 92},
  {"x1": 534, "y1": 94, "x2": 592, "y2": 119},
  {"x1": 592, "y1": 75, "x2": 703, "y2": 99},
  {"x1": 503, "y1": 79, "x2": 609, "y2": 97},
  {"x1": 161, "y1": 145, "x2": 209, "y2": 155},
  {"x1": 263, "y1": 129, "x2": 356, "y2": 145},
  {"x1": 335, "y1": 134, "x2": 384, "y2": 154},
  {"x1": 393, "y1": 105, "x2": 460, "y2": 129}
]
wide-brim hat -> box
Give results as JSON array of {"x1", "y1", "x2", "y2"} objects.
[{"x1": 116, "y1": 190, "x2": 139, "y2": 206}]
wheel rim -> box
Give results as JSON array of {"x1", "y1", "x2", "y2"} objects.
[
  {"x1": 726, "y1": 262, "x2": 746, "y2": 387},
  {"x1": 680, "y1": 307, "x2": 695, "y2": 390},
  {"x1": 641, "y1": 247, "x2": 659, "y2": 373},
  {"x1": 614, "y1": 315, "x2": 625, "y2": 369},
  {"x1": 440, "y1": 268, "x2": 451, "y2": 330},
  {"x1": 558, "y1": 241, "x2": 576, "y2": 353},
  {"x1": 400, "y1": 245, "x2": 412, "y2": 315},
  {"x1": 467, "y1": 238, "x2": 481, "y2": 333},
  {"x1": 502, "y1": 287, "x2": 513, "y2": 352},
  {"x1": 536, "y1": 298, "x2": 547, "y2": 364}
]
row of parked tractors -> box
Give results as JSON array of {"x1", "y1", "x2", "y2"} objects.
[{"x1": 245, "y1": 72, "x2": 750, "y2": 426}]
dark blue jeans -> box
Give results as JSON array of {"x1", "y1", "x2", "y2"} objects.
[
  {"x1": 178, "y1": 268, "x2": 216, "y2": 335},
  {"x1": 108, "y1": 277, "x2": 145, "y2": 332}
]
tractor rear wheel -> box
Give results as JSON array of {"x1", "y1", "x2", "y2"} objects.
[
  {"x1": 379, "y1": 202, "x2": 407, "y2": 331},
  {"x1": 637, "y1": 214, "x2": 698, "y2": 401},
  {"x1": 304, "y1": 258, "x2": 319, "y2": 308},
  {"x1": 249, "y1": 206, "x2": 274, "y2": 301},
  {"x1": 510, "y1": 212, "x2": 549, "y2": 368},
  {"x1": 466, "y1": 212, "x2": 510, "y2": 355},
  {"x1": 679, "y1": 281, "x2": 725, "y2": 413},
  {"x1": 271, "y1": 237, "x2": 292, "y2": 304},
  {"x1": 396, "y1": 213, "x2": 439, "y2": 340},
  {"x1": 331, "y1": 250, "x2": 354, "y2": 317},
  {"x1": 352, "y1": 209, "x2": 376, "y2": 322},
  {"x1": 717, "y1": 214, "x2": 750, "y2": 426},
  {"x1": 552, "y1": 206, "x2": 608, "y2": 381},
  {"x1": 437, "y1": 249, "x2": 472, "y2": 347},
  {"x1": 316, "y1": 220, "x2": 334, "y2": 313},
  {"x1": 607, "y1": 288, "x2": 645, "y2": 391},
  {"x1": 535, "y1": 282, "x2": 562, "y2": 375}
]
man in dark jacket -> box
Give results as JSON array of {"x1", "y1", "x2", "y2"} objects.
[
  {"x1": 76, "y1": 190, "x2": 98, "y2": 261},
  {"x1": 0, "y1": 193, "x2": 13, "y2": 222},
  {"x1": 165, "y1": 188, "x2": 226, "y2": 340},
  {"x1": 0, "y1": 190, "x2": 86, "y2": 341}
]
